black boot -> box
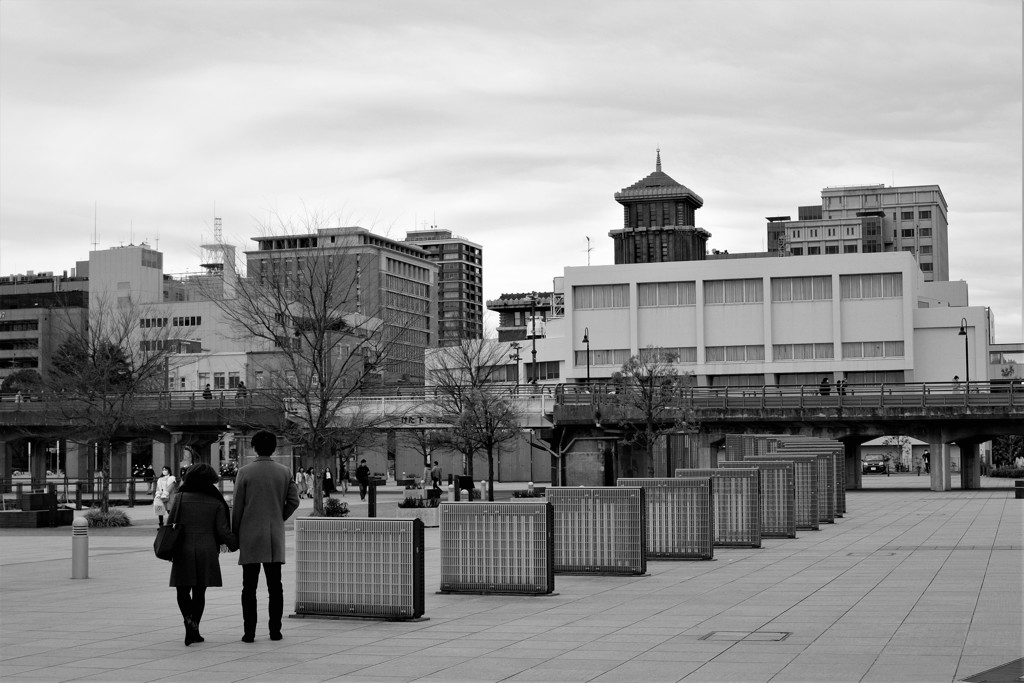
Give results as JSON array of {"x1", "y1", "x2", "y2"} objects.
[
  {"x1": 190, "y1": 615, "x2": 204, "y2": 643},
  {"x1": 241, "y1": 592, "x2": 256, "y2": 642},
  {"x1": 184, "y1": 618, "x2": 199, "y2": 646}
]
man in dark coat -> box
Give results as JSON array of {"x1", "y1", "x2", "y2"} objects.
[
  {"x1": 355, "y1": 459, "x2": 371, "y2": 501},
  {"x1": 232, "y1": 431, "x2": 300, "y2": 643}
]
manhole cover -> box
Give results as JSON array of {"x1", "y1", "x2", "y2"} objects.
[{"x1": 700, "y1": 631, "x2": 790, "y2": 642}]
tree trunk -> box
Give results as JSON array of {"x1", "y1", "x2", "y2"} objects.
[
  {"x1": 100, "y1": 441, "x2": 111, "y2": 513},
  {"x1": 486, "y1": 446, "x2": 495, "y2": 502}
]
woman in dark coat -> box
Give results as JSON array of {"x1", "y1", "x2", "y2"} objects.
[{"x1": 169, "y1": 463, "x2": 238, "y2": 645}]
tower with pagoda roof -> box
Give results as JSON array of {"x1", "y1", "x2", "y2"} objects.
[{"x1": 609, "y1": 150, "x2": 710, "y2": 264}]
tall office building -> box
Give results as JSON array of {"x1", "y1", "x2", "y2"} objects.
[
  {"x1": 247, "y1": 226, "x2": 437, "y2": 384},
  {"x1": 609, "y1": 150, "x2": 711, "y2": 264},
  {"x1": 767, "y1": 184, "x2": 949, "y2": 281},
  {"x1": 404, "y1": 228, "x2": 483, "y2": 346}
]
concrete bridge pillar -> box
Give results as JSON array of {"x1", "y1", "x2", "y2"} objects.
[
  {"x1": 65, "y1": 441, "x2": 90, "y2": 481},
  {"x1": 692, "y1": 432, "x2": 718, "y2": 469},
  {"x1": 840, "y1": 436, "x2": 870, "y2": 490},
  {"x1": 957, "y1": 440, "x2": 982, "y2": 490},
  {"x1": 0, "y1": 437, "x2": 11, "y2": 490},
  {"x1": 28, "y1": 439, "x2": 48, "y2": 489},
  {"x1": 929, "y1": 442, "x2": 953, "y2": 491}
]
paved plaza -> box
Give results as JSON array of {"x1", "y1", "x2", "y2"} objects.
[{"x1": 1, "y1": 477, "x2": 1021, "y2": 682}]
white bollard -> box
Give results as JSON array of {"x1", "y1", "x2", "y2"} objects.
[
  {"x1": 447, "y1": 484, "x2": 454, "y2": 502},
  {"x1": 71, "y1": 517, "x2": 89, "y2": 579},
  {"x1": 527, "y1": 481, "x2": 535, "y2": 494}
]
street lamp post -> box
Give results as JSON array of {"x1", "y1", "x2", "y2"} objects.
[
  {"x1": 958, "y1": 317, "x2": 970, "y2": 384},
  {"x1": 582, "y1": 327, "x2": 590, "y2": 383},
  {"x1": 509, "y1": 342, "x2": 522, "y2": 384}
]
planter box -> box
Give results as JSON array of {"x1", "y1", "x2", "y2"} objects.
[
  {"x1": 0, "y1": 509, "x2": 74, "y2": 528},
  {"x1": 393, "y1": 507, "x2": 439, "y2": 527}
]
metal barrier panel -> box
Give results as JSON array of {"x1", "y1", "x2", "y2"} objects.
[
  {"x1": 548, "y1": 487, "x2": 646, "y2": 575},
  {"x1": 745, "y1": 456, "x2": 818, "y2": 530},
  {"x1": 814, "y1": 454, "x2": 835, "y2": 524},
  {"x1": 719, "y1": 460, "x2": 796, "y2": 539},
  {"x1": 673, "y1": 468, "x2": 761, "y2": 548},
  {"x1": 294, "y1": 517, "x2": 424, "y2": 619},
  {"x1": 439, "y1": 501, "x2": 554, "y2": 594},
  {"x1": 832, "y1": 452, "x2": 846, "y2": 516},
  {"x1": 617, "y1": 477, "x2": 714, "y2": 560}
]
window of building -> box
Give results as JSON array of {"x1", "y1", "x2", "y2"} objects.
[
  {"x1": 704, "y1": 278, "x2": 763, "y2": 304},
  {"x1": 773, "y1": 343, "x2": 833, "y2": 361},
  {"x1": 919, "y1": 227, "x2": 932, "y2": 237},
  {"x1": 771, "y1": 276, "x2": 832, "y2": 302},
  {"x1": 901, "y1": 211, "x2": 914, "y2": 220},
  {"x1": 919, "y1": 210, "x2": 931, "y2": 219},
  {"x1": 842, "y1": 340, "x2": 904, "y2": 358},
  {"x1": 525, "y1": 360, "x2": 560, "y2": 382},
  {"x1": 825, "y1": 246, "x2": 839, "y2": 254},
  {"x1": 920, "y1": 245, "x2": 932, "y2": 254},
  {"x1": 213, "y1": 373, "x2": 226, "y2": 390},
  {"x1": 638, "y1": 281, "x2": 697, "y2": 307},
  {"x1": 844, "y1": 245, "x2": 858, "y2": 253},
  {"x1": 574, "y1": 349, "x2": 630, "y2": 366},
  {"x1": 791, "y1": 247, "x2": 803, "y2": 255},
  {"x1": 573, "y1": 284, "x2": 629, "y2": 309},
  {"x1": 198, "y1": 372, "x2": 209, "y2": 389},
  {"x1": 920, "y1": 263, "x2": 933, "y2": 272},
  {"x1": 637, "y1": 346, "x2": 697, "y2": 363},
  {"x1": 901, "y1": 228, "x2": 915, "y2": 238},
  {"x1": 840, "y1": 273, "x2": 902, "y2": 299},
  {"x1": 228, "y1": 372, "x2": 240, "y2": 388},
  {"x1": 807, "y1": 246, "x2": 821, "y2": 255}
]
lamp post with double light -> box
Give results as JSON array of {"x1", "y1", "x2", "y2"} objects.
[
  {"x1": 529, "y1": 292, "x2": 538, "y2": 385},
  {"x1": 582, "y1": 327, "x2": 590, "y2": 383},
  {"x1": 958, "y1": 317, "x2": 970, "y2": 384}
]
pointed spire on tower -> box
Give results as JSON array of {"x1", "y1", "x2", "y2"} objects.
[{"x1": 656, "y1": 147, "x2": 662, "y2": 172}]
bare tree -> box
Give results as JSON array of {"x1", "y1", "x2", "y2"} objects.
[
  {"x1": 609, "y1": 346, "x2": 697, "y2": 477},
  {"x1": 45, "y1": 296, "x2": 176, "y2": 512},
  {"x1": 428, "y1": 338, "x2": 522, "y2": 501},
  {"x1": 200, "y1": 212, "x2": 421, "y2": 514}
]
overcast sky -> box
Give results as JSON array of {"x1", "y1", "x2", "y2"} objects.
[{"x1": 2, "y1": 0, "x2": 1021, "y2": 341}]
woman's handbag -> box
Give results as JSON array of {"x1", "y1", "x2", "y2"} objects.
[{"x1": 153, "y1": 494, "x2": 183, "y2": 561}]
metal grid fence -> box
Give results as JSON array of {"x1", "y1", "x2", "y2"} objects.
[
  {"x1": 673, "y1": 468, "x2": 761, "y2": 548},
  {"x1": 617, "y1": 477, "x2": 714, "y2": 560},
  {"x1": 439, "y1": 501, "x2": 554, "y2": 594},
  {"x1": 745, "y1": 455, "x2": 819, "y2": 530},
  {"x1": 294, "y1": 517, "x2": 425, "y2": 620},
  {"x1": 719, "y1": 460, "x2": 796, "y2": 539},
  {"x1": 548, "y1": 486, "x2": 647, "y2": 575}
]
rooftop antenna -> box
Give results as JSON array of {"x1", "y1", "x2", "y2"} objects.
[
  {"x1": 656, "y1": 147, "x2": 662, "y2": 172},
  {"x1": 586, "y1": 236, "x2": 593, "y2": 266},
  {"x1": 92, "y1": 201, "x2": 99, "y2": 251}
]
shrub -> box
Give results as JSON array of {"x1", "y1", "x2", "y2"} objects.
[
  {"x1": 84, "y1": 508, "x2": 132, "y2": 527},
  {"x1": 398, "y1": 496, "x2": 440, "y2": 509},
  {"x1": 988, "y1": 466, "x2": 1024, "y2": 478},
  {"x1": 322, "y1": 498, "x2": 350, "y2": 517}
]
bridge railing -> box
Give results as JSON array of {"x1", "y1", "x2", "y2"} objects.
[{"x1": 555, "y1": 380, "x2": 1020, "y2": 411}]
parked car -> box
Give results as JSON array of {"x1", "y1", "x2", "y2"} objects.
[{"x1": 862, "y1": 454, "x2": 889, "y2": 474}]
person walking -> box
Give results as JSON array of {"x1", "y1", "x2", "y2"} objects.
[
  {"x1": 322, "y1": 467, "x2": 336, "y2": 498},
  {"x1": 154, "y1": 466, "x2": 177, "y2": 527},
  {"x1": 355, "y1": 459, "x2": 370, "y2": 501},
  {"x1": 168, "y1": 463, "x2": 237, "y2": 646},
  {"x1": 232, "y1": 431, "x2": 300, "y2": 643},
  {"x1": 339, "y1": 461, "x2": 349, "y2": 496},
  {"x1": 202, "y1": 384, "x2": 213, "y2": 400},
  {"x1": 294, "y1": 468, "x2": 308, "y2": 499},
  {"x1": 819, "y1": 377, "x2": 831, "y2": 396},
  {"x1": 430, "y1": 460, "x2": 443, "y2": 491},
  {"x1": 303, "y1": 468, "x2": 315, "y2": 499}
]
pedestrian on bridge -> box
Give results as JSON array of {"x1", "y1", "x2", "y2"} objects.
[{"x1": 819, "y1": 377, "x2": 831, "y2": 396}]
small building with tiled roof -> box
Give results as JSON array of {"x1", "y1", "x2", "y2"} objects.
[{"x1": 609, "y1": 150, "x2": 711, "y2": 264}]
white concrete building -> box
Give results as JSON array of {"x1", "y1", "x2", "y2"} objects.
[{"x1": 494, "y1": 251, "x2": 990, "y2": 388}]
